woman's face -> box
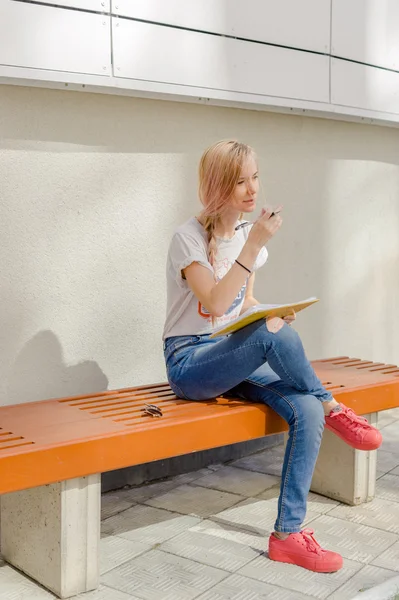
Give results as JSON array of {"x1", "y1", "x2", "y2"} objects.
[{"x1": 229, "y1": 156, "x2": 259, "y2": 214}]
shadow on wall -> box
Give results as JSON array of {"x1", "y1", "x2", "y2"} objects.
[
  {"x1": 1, "y1": 84, "x2": 399, "y2": 391},
  {"x1": 6, "y1": 330, "x2": 108, "y2": 405}
]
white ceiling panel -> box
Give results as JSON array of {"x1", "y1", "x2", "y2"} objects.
[
  {"x1": 332, "y1": 0, "x2": 399, "y2": 71},
  {"x1": 36, "y1": 0, "x2": 110, "y2": 10},
  {"x1": 113, "y1": 0, "x2": 331, "y2": 53},
  {"x1": 0, "y1": 1, "x2": 111, "y2": 76},
  {"x1": 331, "y1": 58, "x2": 399, "y2": 115},
  {"x1": 113, "y1": 19, "x2": 330, "y2": 103}
]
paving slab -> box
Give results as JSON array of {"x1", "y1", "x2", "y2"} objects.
[
  {"x1": 193, "y1": 465, "x2": 280, "y2": 497},
  {"x1": 376, "y1": 473, "x2": 399, "y2": 503},
  {"x1": 145, "y1": 483, "x2": 245, "y2": 518},
  {"x1": 180, "y1": 518, "x2": 266, "y2": 552},
  {"x1": 159, "y1": 519, "x2": 262, "y2": 572},
  {"x1": 376, "y1": 450, "x2": 399, "y2": 478},
  {"x1": 238, "y1": 554, "x2": 364, "y2": 599},
  {"x1": 102, "y1": 548, "x2": 228, "y2": 600},
  {"x1": 100, "y1": 535, "x2": 152, "y2": 575},
  {"x1": 0, "y1": 560, "x2": 56, "y2": 600},
  {"x1": 327, "y1": 564, "x2": 399, "y2": 600},
  {"x1": 231, "y1": 444, "x2": 284, "y2": 477},
  {"x1": 101, "y1": 491, "x2": 136, "y2": 521},
  {"x1": 257, "y1": 488, "x2": 339, "y2": 515},
  {"x1": 377, "y1": 407, "x2": 399, "y2": 430},
  {"x1": 77, "y1": 585, "x2": 140, "y2": 599},
  {"x1": 328, "y1": 496, "x2": 399, "y2": 534},
  {"x1": 381, "y1": 422, "x2": 399, "y2": 454},
  {"x1": 212, "y1": 497, "x2": 319, "y2": 535},
  {"x1": 102, "y1": 503, "x2": 200, "y2": 545},
  {"x1": 372, "y1": 540, "x2": 399, "y2": 571},
  {"x1": 112, "y1": 470, "x2": 211, "y2": 505},
  {"x1": 196, "y1": 573, "x2": 315, "y2": 600},
  {"x1": 301, "y1": 514, "x2": 398, "y2": 564}
]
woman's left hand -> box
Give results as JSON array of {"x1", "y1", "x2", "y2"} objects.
[{"x1": 283, "y1": 311, "x2": 296, "y2": 326}]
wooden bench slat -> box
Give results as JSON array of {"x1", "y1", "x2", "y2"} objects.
[
  {"x1": 0, "y1": 357, "x2": 398, "y2": 495},
  {"x1": 61, "y1": 386, "x2": 173, "y2": 406}
]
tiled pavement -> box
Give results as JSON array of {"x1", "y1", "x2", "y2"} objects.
[{"x1": 2, "y1": 408, "x2": 399, "y2": 600}]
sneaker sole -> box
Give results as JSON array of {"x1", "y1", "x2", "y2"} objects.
[
  {"x1": 269, "y1": 549, "x2": 343, "y2": 573},
  {"x1": 325, "y1": 423, "x2": 382, "y2": 451}
]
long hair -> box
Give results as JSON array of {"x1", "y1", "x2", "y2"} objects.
[{"x1": 198, "y1": 140, "x2": 256, "y2": 270}]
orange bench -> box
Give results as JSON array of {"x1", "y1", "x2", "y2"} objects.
[{"x1": 1, "y1": 356, "x2": 398, "y2": 598}]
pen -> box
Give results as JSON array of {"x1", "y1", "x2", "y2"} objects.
[{"x1": 235, "y1": 210, "x2": 281, "y2": 231}]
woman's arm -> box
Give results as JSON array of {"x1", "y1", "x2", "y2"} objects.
[
  {"x1": 184, "y1": 243, "x2": 259, "y2": 317},
  {"x1": 184, "y1": 209, "x2": 282, "y2": 317}
]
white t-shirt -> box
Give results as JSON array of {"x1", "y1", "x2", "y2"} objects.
[{"x1": 163, "y1": 217, "x2": 268, "y2": 339}]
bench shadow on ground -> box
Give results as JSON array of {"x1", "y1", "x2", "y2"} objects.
[
  {"x1": 6, "y1": 330, "x2": 108, "y2": 405},
  {"x1": 101, "y1": 497, "x2": 267, "y2": 558},
  {"x1": 100, "y1": 470, "x2": 282, "y2": 560}
]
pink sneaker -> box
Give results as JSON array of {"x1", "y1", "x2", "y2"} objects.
[
  {"x1": 325, "y1": 403, "x2": 382, "y2": 451},
  {"x1": 268, "y1": 529, "x2": 343, "y2": 573}
]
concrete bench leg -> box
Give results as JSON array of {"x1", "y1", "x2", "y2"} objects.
[
  {"x1": 311, "y1": 412, "x2": 378, "y2": 505},
  {"x1": 0, "y1": 474, "x2": 100, "y2": 598}
]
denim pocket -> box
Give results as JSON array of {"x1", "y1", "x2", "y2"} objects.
[{"x1": 164, "y1": 335, "x2": 202, "y2": 364}]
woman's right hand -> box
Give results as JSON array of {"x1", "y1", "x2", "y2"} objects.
[{"x1": 247, "y1": 207, "x2": 283, "y2": 249}]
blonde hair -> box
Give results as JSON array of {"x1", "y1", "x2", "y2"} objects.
[{"x1": 198, "y1": 140, "x2": 256, "y2": 270}]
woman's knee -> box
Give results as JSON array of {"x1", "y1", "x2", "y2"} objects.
[
  {"x1": 260, "y1": 320, "x2": 303, "y2": 354},
  {"x1": 292, "y1": 394, "x2": 325, "y2": 431},
  {"x1": 250, "y1": 319, "x2": 301, "y2": 349},
  {"x1": 273, "y1": 321, "x2": 302, "y2": 346}
]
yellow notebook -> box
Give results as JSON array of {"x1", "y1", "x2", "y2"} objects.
[{"x1": 210, "y1": 297, "x2": 319, "y2": 338}]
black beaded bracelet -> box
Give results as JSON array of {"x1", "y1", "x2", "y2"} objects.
[{"x1": 235, "y1": 259, "x2": 251, "y2": 274}]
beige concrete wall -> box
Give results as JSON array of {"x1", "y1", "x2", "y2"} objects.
[{"x1": 1, "y1": 85, "x2": 398, "y2": 405}]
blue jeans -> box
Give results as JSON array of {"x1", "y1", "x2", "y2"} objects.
[{"x1": 164, "y1": 319, "x2": 332, "y2": 533}]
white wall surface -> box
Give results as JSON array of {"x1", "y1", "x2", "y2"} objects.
[{"x1": 1, "y1": 85, "x2": 398, "y2": 405}]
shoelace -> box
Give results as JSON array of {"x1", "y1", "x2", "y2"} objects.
[
  {"x1": 331, "y1": 407, "x2": 369, "y2": 430},
  {"x1": 300, "y1": 529, "x2": 323, "y2": 554}
]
